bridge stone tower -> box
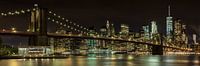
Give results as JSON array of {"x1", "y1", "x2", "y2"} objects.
[{"x1": 29, "y1": 4, "x2": 48, "y2": 46}]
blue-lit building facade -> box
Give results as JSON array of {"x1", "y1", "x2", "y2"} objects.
[{"x1": 166, "y1": 5, "x2": 173, "y2": 40}]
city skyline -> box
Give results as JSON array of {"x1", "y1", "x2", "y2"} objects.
[
  {"x1": 0, "y1": 1, "x2": 200, "y2": 66},
  {"x1": 0, "y1": 0, "x2": 200, "y2": 45},
  {"x1": 0, "y1": 0, "x2": 200, "y2": 32}
]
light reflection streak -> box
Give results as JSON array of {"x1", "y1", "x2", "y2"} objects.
[
  {"x1": 0, "y1": 55, "x2": 199, "y2": 66},
  {"x1": 8, "y1": 60, "x2": 19, "y2": 66}
]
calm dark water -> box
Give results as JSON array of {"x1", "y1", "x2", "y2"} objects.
[{"x1": 0, "y1": 55, "x2": 199, "y2": 66}]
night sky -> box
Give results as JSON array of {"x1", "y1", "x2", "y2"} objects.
[{"x1": 0, "y1": 0, "x2": 200, "y2": 45}]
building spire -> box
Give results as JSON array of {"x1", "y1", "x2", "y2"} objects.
[{"x1": 168, "y1": 5, "x2": 171, "y2": 16}]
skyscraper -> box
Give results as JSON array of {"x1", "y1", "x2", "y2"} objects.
[
  {"x1": 142, "y1": 25, "x2": 150, "y2": 40},
  {"x1": 106, "y1": 20, "x2": 115, "y2": 37},
  {"x1": 106, "y1": 20, "x2": 111, "y2": 37},
  {"x1": 120, "y1": 24, "x2": 129, "y2": 35},
  {"x1": 174, "y1": 19, "x2": 188, "y2": 44},
  {"x1": 166, "y1": 5, "x2": 173, "y2": 38},
  {"x1": 111, "y1": 23, "x2": 115, "y2": 36},
  {"x1": 150, "y1": 21, "x2": 158, "y2": 38},
  {"x1": 193, "y1": 34, "x2": 197, "y2": 44}
]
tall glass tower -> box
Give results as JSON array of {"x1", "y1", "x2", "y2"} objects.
[
  {"x1": 151, "y1": 21, "x2": 158, "y2": 36},
  {"x1": 106, "y1": 20, "x2": 111, "y2": 37},
  {"x1": 166, "y1": 5, "x2": 173, "y2": 38}
]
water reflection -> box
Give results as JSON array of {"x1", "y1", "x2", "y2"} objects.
[{"x1": 0, "y1": 55, "x2": 200, "y2": 66}]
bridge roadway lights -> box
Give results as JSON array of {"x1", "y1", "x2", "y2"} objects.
[{"x1": 152, "y1": 45, "x2": 163, "y2": 55}]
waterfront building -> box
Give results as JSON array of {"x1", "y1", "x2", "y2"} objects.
[{"x1": 18, "y1": 46, "x2": 52, "y2": 56}]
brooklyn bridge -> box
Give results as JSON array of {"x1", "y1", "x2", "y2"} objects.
[{"x1": 0, "y1": 4, "x2": 198, "y2": 56}]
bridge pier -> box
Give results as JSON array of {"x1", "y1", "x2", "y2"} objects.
[
  {"x1": 29, "y1": 36, "x2": 36, "y2": 46},
  {"x1": 152, "y1": 45, "x2": 163, "y2": 55},
  {"x1": 29, "y1": 36, "x2": 48, "y2": 46}
]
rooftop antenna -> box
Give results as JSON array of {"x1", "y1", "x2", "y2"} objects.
[
  {"x1": 168, "y1": 5, "x2": 171, "y2": 16},
  {"x1": 168, "y1": 0, "x2": 171, "y2": 16}
]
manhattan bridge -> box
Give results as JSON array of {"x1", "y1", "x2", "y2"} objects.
[{"x1": 0, "y1": 4, "x2": 198, "y2": 55}]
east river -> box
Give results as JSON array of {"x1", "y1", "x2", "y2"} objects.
[{"x1": 0, "y1": 54, "x2": 199, "y2": 66}]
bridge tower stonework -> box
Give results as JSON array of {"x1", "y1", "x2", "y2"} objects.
[{"x1": 29, "y1": 5, "x2": 48, "y2": 46}]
